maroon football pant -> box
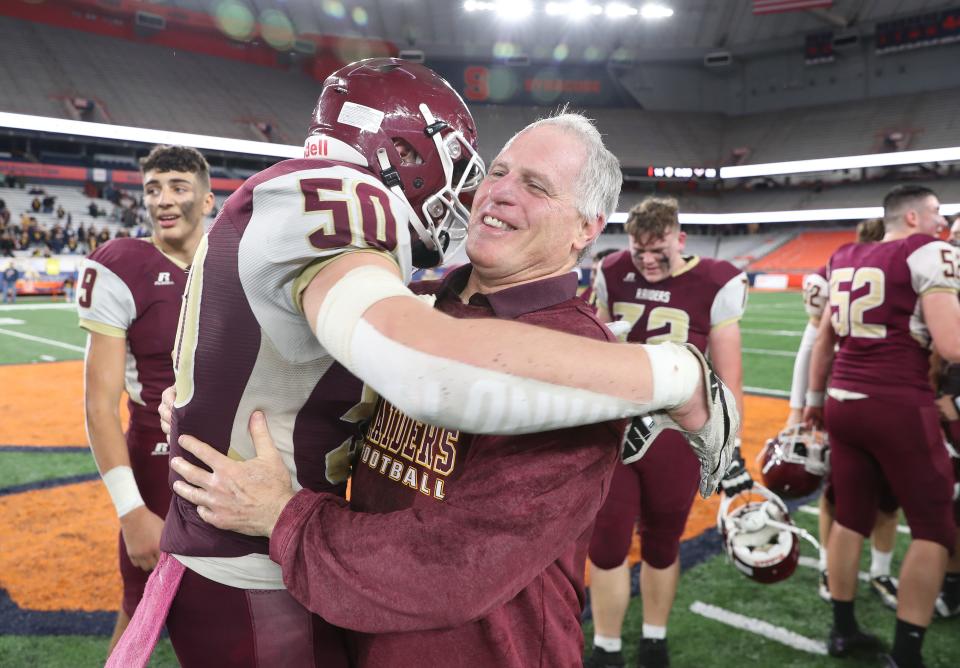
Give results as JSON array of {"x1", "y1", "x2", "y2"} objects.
[
  {"x1": 166, "y1": 567, "x2": 350, "y2": 668},
  {"x1": 825, "y1": 396, "x2": 956, "y2": 551},
  {"x1": 119, "y1": 424, "x2": 173, "y2": 617},
  {"x1": 588, "y1": 430, "x2": 699, "y2": 569}
]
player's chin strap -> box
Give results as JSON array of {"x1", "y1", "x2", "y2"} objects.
[{"x1": 375, "y1": 145, "x2": 439, "y2": 254}]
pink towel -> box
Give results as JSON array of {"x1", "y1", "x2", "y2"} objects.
[{"x1": 106, "y1": 552, "x2": 186, "y2": 668}]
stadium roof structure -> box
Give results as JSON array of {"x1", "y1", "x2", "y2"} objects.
[{"x1": 164, "y1": 0, "x2": 957, "y2": 63}]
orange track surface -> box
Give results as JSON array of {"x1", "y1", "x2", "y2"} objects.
[{"x1": 0, "y1": 361, "x2": 788, "y2": 611}]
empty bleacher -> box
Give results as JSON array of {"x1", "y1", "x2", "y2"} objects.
[
  {"x1": 748, "y1": 229, "x2": 856, "y2": 273},
  {"x1": 4, "y1": 15, "x2": 960, "y2": 171}
]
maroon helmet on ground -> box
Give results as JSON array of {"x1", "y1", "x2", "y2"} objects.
[
  {"x1": 718, "y1": 484, "x2": 820, "y2": 584},
  {"x1": 760, "y1": 425, "x2": 829, "y2": 498},
  {"x1": 305, "y1": 58, "x2": 485, "y2": 267}
]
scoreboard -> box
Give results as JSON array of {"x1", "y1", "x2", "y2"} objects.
[{"x1": 875, "y1": 6, "x2": 960, "y2": 54}]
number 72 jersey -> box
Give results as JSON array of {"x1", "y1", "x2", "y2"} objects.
[
  {"x1": 594, "y1": 250, "x2": 747, "y2": 353},
  {"x1": 827, "y1": 235, "x2": 960, "y2": 404}
]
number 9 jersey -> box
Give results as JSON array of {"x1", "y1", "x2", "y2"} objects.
[
  {"x1": 593, "y1": 250, "x2": 748, "y2": 353},
  {"x1": 827, "y1": 234, "x2": 960, "y2": 405}
]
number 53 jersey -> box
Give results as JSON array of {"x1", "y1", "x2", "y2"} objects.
[
  {"x1": 827, "y1": 235, "x2": 960, "y2": 405},
  {"x1": 162, "y1": 159, "x2": 410, "y2": 585},
  {"x1": 593, "y1": 250, "x2": 747, "y2": 353}
]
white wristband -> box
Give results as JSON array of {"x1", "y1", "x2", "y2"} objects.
[
  {"x1": 102, "y1": 465, "x2": 145, "y2": 518},
  {"x1": 805, "y1": 390, "x2": 825, "y2": 408},
  {"x1": 645, "y1": 342, "x2": 700, "y2": 410}
]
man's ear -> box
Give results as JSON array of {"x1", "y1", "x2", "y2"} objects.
[{"x1": 577, "y1": 215, "x2": 605, "y2": 251}]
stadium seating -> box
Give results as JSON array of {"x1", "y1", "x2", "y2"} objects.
[
  {"x1": 4, "y1": 14, "x2": 960, "y2": 171},
  {"x1": 748, "y1": 229, "x2": 856, "y2": 272}
]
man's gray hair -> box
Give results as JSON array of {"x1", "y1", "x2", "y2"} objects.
[{"x1": 504, "y1": 111, "x2": 622, "y2": 224}]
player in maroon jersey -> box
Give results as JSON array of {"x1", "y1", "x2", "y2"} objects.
[
  {"x1": 806, "y1": 185, "x2": 960, "y2": 667},
  {"x1": 585, "y1": 197, "x2": 748, "y2": 668},
  {"x1": 788, "y1": 219, "x2": 902, "y2": 609},
  {"x1": 78, "y1": 145, "x2": 214, "y2": 653}
]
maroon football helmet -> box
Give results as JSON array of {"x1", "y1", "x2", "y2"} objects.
[
  {"x1": 306, "y1": 58, "x2": 485, "y2": 267},
  {"x1": 718, "y1": 484, "x2": 820, "y2": 584},
  {"x1": 760, "y1": 425, "x2": 829, "y2": 498}
]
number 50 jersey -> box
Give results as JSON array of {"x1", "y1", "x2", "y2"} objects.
[
  {"x1": 162, "y1": 159, "x2": 411, "y2": 585},
  {"x1": 827, "y1": 235, "x2": 960, "y2": 405},
  {"x1": 594, "y1": 251, "x2": 747, "y2": 353}
]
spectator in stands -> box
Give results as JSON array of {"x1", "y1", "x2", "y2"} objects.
[
  {"x1": 31, "y1": 197, "x2": 41, "y2": 213},
  {"x1": 65, "y1": 237, "x2": 80, "y2": 254},
  {"x1": 1, "y1": 261, "x2": 18, "y2": 303},
  {"x1": 76, "y1": 222, "x2": 86, "y2": 244},
  {"x1": 89, "y1": 201, "x2": 100, "y2": 218},
  {"x1": 17, "y1": 231, "x2": 29, "y2": 251},
  {"x1": 42, "y1": 195, "x2": 55, "y2": 213},
  {"x1": 56, "y1": 204, "x2": 65, "y2": 220},
  {"x1": 49, "y1": 227, "x2": 66, "y2": 254},
  {"x1": 29, "y1": 226, "x2": 48, "y2": 250},
  {"x1": 28, "y1": 185, "x2": 44, "y2": 195},
  {"x1": 20, "y1": 212, "x2": 31, "y2": 229},
  {"x1": 0, "y1": 231, "x2": 14, "y2": 257},
  {"x1": 97, "y1": 228, "x2": 111, "y2": 245}
]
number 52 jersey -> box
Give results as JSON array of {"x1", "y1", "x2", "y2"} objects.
[
  {"x1": 162, "y1": 159, "x2": 411, "y2": 584},
  {"x1": 827, "y1": 235, "x2": 960, "y2": 405}
]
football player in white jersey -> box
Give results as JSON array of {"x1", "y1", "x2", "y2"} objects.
[{"x1": 78, "y1": 145, "x2": 214, "y2": 653}]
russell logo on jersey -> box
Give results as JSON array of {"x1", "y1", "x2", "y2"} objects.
[{"x1": 154, "y1": 272, "x2": 174, "y2": 286}]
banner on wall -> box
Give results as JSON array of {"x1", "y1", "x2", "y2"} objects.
[{"x1": 428, "y1": 61, "x2": 639, "y2": 107}]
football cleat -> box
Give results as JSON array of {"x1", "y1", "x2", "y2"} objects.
[
  {"x1": 935, "y1": 587, "x2": 960, "y2": 618},
  {"x1": 622, "y1": 343, "x2": 739, "y2": 499},
  {"x1": 583, "y1": 646, "x2": 625, "y2": 668},
  {"x1": 827, "y1": 626, "x2": 884, "y2": 658},
  {"x1": 870, "y1": 575, "x2": 899, "y2": 611},
  {"x1": 638, "y1": 638, "x2": 670, "y2": 668}
]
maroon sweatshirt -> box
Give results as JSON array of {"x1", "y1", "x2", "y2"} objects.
[{"x1": 270, "y1": 265, "x2": 626, "y2": 667}]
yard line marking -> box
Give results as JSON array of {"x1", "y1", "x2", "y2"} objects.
[
  {"x1": 743, "y1": 347, "x2": 796, "y2": 357},
  {"x1": 744, "y1": 386, "x2": 790, "y2": 398},
  {"x1": 797, "y1": 555, "x2": 870, "y2": 583},
  {"x1": 689, "y1": 600, "x2": 828, "y2": 655},
  {"x1": 0, "y1": 318, "x2": 25, "y2": 325},
  {"x1": 0, "y1": 328, "x2": 85, "y2": 352},
  {"x1": 741, "y1": 328, "x2": 803, "y2": 337},
  {"x1": 0, "y1": 303, "x2": 74, "y2": 311},
  {"x1": 798, "y1": 505, "x2": 910, "y2": 535},
  {"x1": 742, "y1": 317, "x2": 809, "y2": 324}
]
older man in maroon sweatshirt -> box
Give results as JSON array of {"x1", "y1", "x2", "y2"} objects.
[{"x1": 171, "y1": 112, "x2": 627, "y2": 667}]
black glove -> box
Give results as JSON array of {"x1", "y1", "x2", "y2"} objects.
[{"x1": 718, "y1": 443, "x2": 753, "y2": 496}]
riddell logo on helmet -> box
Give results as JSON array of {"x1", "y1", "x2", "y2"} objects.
[{"x1": 304, "y1": 137, "x2": 329, "y2": 158}]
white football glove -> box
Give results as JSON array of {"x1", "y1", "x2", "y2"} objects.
[{"x1": 622, "y1": 343, "x2": 740, "y2": 499}]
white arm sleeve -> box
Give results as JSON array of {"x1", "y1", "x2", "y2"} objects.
[
  {"x1": 315, "y1": 266, "x2": 699, "y2": 435},
  {"x1": 908, "y1": 240, "x2": 960, "y2": 295},
  {"x1": 710, "y1": 272, "x2": 748, "y2": 327},
  {"x1": 788, "y1": 321, "x2": 820, "y2": 409}
]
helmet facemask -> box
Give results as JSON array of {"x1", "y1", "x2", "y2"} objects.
[{"x1": 377, "y1": 103, "x2": 485, "y2": 268}]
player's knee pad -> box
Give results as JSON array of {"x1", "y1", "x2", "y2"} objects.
[{"x1": 639, "y1": 527, "x2": 683, "y2": 569}]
